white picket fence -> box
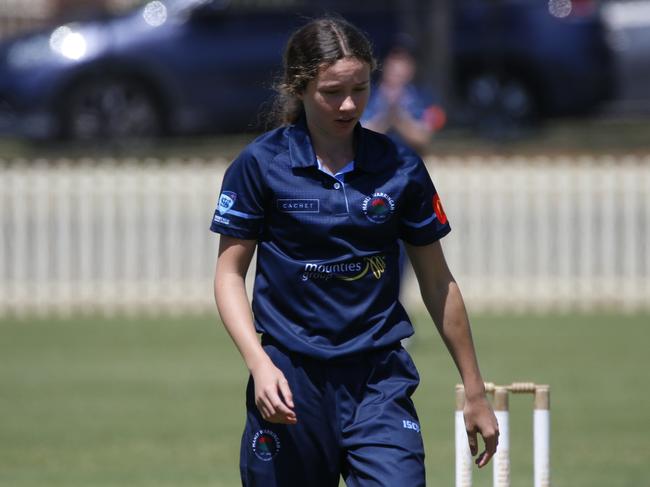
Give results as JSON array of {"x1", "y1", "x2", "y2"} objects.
[{"x1": 1, "y1": 156, "x2": 649, "y2": 317}]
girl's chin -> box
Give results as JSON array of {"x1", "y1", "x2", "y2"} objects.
[{"x1": 332, "y1": 119, "x2": 357, "y2": 132}]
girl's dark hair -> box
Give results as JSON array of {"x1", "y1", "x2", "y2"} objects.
[{"x1": 268, "y1": 17, "x2": 377, "y2": 127}]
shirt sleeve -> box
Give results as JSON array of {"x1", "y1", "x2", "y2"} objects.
[
  {"x1": 399, "y1": 158, "x2": 451, "y2": 245},
  {"x1": 209, "y1": 149, "x2": 266, "y2": 240}
]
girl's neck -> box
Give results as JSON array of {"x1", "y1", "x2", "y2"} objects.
[{"x1": 309, "y1": 130, "x2": 355, "y2": 175}]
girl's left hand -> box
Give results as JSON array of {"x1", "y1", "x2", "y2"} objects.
[{"x1": 464, "y1": 394, "x2": 499, "y2": 468}]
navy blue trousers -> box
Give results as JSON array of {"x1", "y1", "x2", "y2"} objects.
[{"x1": 240, "y1": 340, "x2": 426, "y2": 486}]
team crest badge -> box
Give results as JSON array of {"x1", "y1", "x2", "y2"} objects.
[
  {"x1": 362, "y1": 192, "x2": 395, "y2": 223},
  {"x1": 217, "y1": 191, "x2": 237, "y2": 215},
  {"x1": 252, "y1": 429, "x2": 281, "y2": 461}
]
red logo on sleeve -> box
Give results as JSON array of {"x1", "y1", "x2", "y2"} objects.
[{"x1": 432, "y1": 194, "x2": 448, "y2": 224}]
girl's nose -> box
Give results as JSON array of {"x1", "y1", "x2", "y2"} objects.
[{"x1": 340, "y1": 95, "x2": 356, "y2": 112}]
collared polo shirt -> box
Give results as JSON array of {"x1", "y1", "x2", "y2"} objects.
[{"x1": 210, "y1": 120, "x2": 451, "y2": 360}]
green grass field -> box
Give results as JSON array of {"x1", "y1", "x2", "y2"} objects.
[{"x1": 1, "y1": 313, "x2": 649, "y2": 486}]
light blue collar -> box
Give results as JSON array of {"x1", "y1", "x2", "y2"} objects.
[{"x1": 317, "y1": 158, "x2": 355, "y2": 182}]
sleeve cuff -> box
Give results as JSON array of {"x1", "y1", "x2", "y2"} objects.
[
  {"x1": 210, "y1": 223, "x2": 260, "y2": 241},
  {"x1": 401, "y1": 224, "x2": 451, "y2": 246}
]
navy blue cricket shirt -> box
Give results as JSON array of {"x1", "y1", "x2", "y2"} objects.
[{"x1": 210, "y1": 119, "x2": 451, "y2": 360}]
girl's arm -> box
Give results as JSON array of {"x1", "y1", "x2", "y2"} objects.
[
  {"x1": 406, "y1": 240, "x2": 499, "y2": 467},
  {"x1": 214, "y1": 235, "x2": 296, "y2": 424}
]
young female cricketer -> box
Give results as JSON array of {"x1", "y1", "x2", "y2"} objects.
[{"x1": 211, "y1": 17, "x2": 498, "y2": 487}]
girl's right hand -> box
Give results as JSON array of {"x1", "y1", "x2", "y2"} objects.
[{"x1": 251, "y1": 359, "x2": 297, "y2": 424}]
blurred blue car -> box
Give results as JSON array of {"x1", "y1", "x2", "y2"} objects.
[
  {"x1": 453, "y1": 0, "x2": 615, "y2": 134},
  {"x1": 0, "y1": 0, "x2": 614, "y2": 140},
  {"x1": 0, "y1": 0, "x2": 318, "y2": 139}
]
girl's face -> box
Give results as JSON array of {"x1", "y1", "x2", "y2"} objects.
[
  {"x1": 300, "y1": 57, "x2": 371, "y2": 141},
  {"x1": 382, "y1": 52, "x2": 416, "y2": 88}
]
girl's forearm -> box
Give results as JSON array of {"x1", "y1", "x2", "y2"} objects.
[
  {"x1": 422, "y1": 280, "x2": 486, "y2": 398},
  {"x1": 214, "y1": 271, "x2": 270, "y2": 373}
]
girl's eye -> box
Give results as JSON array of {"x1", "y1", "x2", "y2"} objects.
[
  {"x1": 354, "y1": 86, "x2": 368, "y2": 92},
  {"x1": 321, "y1": 90, "x2": 340, "y2": 95}
]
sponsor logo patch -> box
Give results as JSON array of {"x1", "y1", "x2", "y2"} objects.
[
  {"x1": 402, "y1": 419, "x2": 421, "y2": 433},
  {"x1": 362, "y1": 192, "x2": 395, "y2": 223},
  {"x1": 217, "y1": 191, "x2": 237, "y2": 215},
  {"x1": 432, "y1": 193, "x2": 448, "y2": 225},
  {"x1": 301, "y1": 255, "x2": 386, "y2": 282},
  {"x1": 277, "y1": 199, "x2": 320, "y2": 213},
  {"x1": 252, "y1": 429, "x2": 281, "y2": 461},
  {"x1": 213, "y1": 214, "x2": 230, "y2": 225}
]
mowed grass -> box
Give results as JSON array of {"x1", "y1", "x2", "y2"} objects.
[{"x1": 1, "y1": 313, "x2": 649, "y2": 486}]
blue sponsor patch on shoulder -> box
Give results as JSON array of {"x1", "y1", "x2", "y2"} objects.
[{"x1": 277, "y1": 199, "x2": 320, "y2": 213}]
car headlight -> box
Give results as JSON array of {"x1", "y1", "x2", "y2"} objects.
[
  {"x1": 50, "y1": 26, "x2": 87, "y2": 60},
  {"x1": 7, "y1": 25, "x2": 88, "y2": 70}
]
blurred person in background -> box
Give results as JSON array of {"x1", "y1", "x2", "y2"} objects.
[
  {"x1": 212, "y1": 16, "x2": 497, "y2": 487},
  {"x1": 362, "y1": 37, "x2": 446, "y2": 340},
  {"x1": 362, "y1": 36, "x2": 446, "y2": 155}
]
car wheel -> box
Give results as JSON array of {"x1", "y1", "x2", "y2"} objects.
[
  {"x1": 62, "y1": 77, "x2": 163, "y2": 140},
  {"x1": 465, "y1": 73, "x2": 537, "y2": 137}
]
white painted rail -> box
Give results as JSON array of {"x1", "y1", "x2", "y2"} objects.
[{"x1": 1, "y1": 156, "x2": 649, "y2": 316}]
